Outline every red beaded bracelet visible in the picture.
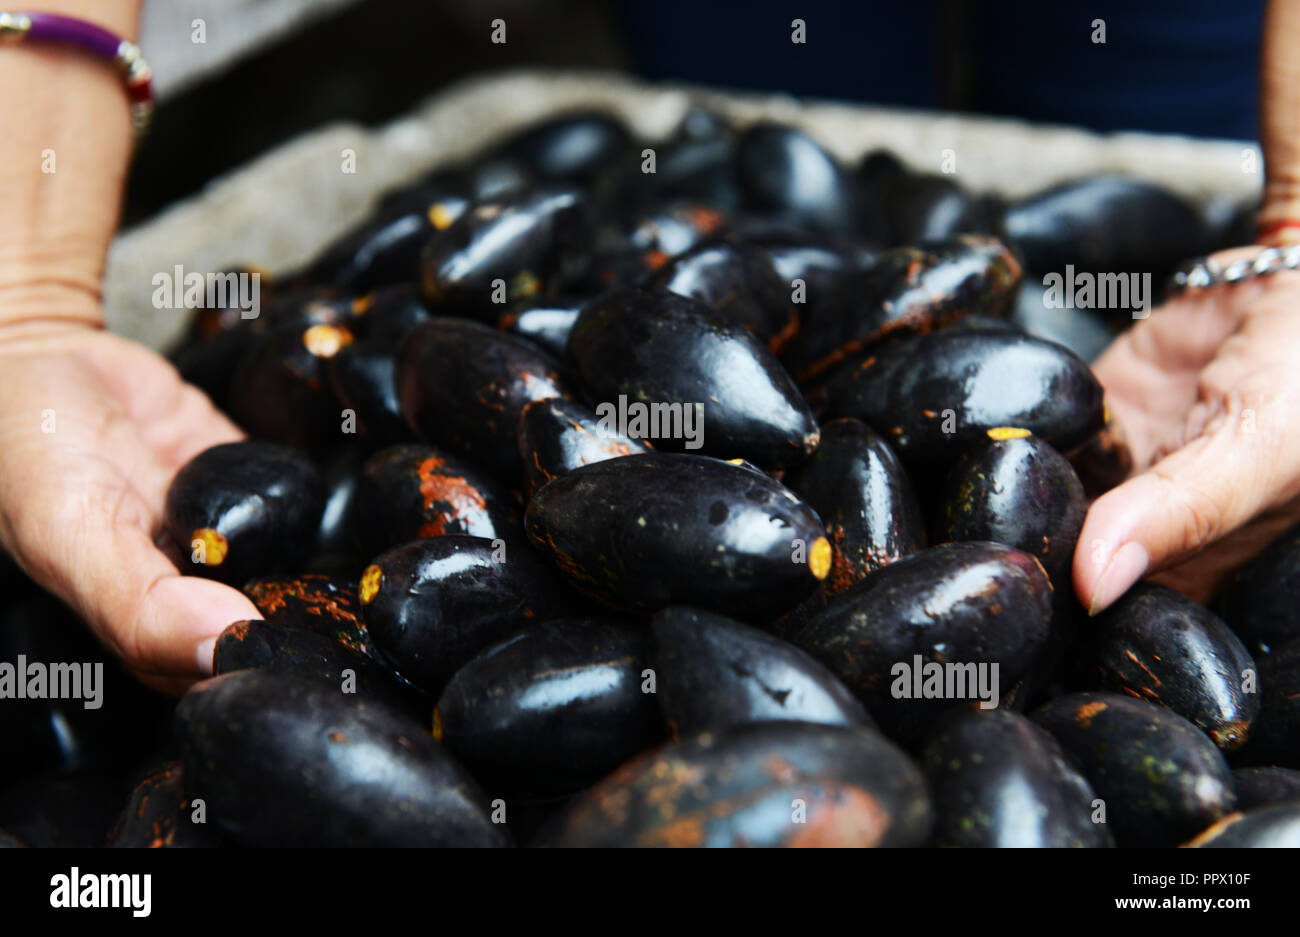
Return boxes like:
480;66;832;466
0;9;153;137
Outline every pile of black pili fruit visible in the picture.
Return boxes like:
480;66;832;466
4;110;1298;849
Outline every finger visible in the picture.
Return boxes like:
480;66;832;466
1073;407;1275;615
40;504;260;677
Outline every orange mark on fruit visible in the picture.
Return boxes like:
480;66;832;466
809;537;832;580
191;528;228;566
302;323;354;358
431;708;443;742
359;565;383;604
351;293;375;316
1076;700;1107;727
428;202;457;230
416;455;487;536
987;426;1031;441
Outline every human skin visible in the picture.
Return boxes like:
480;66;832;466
0;0;258;694
1;2;1298;690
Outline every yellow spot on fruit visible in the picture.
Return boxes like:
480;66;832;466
431;708;443;742
192;528;228;566
428;202;456;230
809;537;832;580
351;293;374;316
302;323;354;358
725;458;745;465
359;564;383;604
987;426;1031;441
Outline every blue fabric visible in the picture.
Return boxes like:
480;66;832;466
616;0;1263;140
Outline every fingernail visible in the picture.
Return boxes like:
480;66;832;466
1088;541;1150;616
195;636;217;675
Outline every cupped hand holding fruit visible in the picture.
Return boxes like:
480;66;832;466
0;297;260;693
1075;247;1300;613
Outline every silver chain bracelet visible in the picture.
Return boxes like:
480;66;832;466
1166;244;1300;295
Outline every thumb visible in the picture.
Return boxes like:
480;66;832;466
1073;411;1266;615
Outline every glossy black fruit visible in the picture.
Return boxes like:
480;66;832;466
243;574;370;656
567;289;818;468
999;175;1210;280
646;237;797;352
353;444;522;557
435;618;663;799
517;397;652;491
783;418;925;594
1215;521;1300;655
1091;584;1259;750
396;317;572;479
938;429;1085;586
1232;767;1300;810
735;123;859;235
784;235;1021;382
489;111;632;185
108;762;222;848
419;188;591;321
886;174;986;244
175;670;507;847
525;453;830;618
359;535;582;695
164;441;325;585
1185;804;1300;848
650;606;873;734
792;542;1054;744
824;328;1104;468
1031;692;1236;847
548;721;933;847
500;296;584;358
921;709;1112;847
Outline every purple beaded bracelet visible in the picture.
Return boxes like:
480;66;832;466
0;10;154;137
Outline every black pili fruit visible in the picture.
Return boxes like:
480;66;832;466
887;174;985;244
500;297;584;358
418;187;591;321
998;174;1210;280
108;762;222;848
1091;584;1259;750
164;441;325;586
396;317;572;479
645;237;797;352
1232;767;1300;810
648;123;743;213
824;328;1104;468
360;535;582;695
735;122;859;235
311;447;364;564
548;721;933;847
1011;276;1115;364
300;192;468;293
1065;420;1133;499
580;203;727;291
649;606;873;734
488;111;632;185
524;453;831;618
1185;804;1300;848
938;429;1085;587
517;397;652;491
326;340;413;447
243;574;370;656
212;619;422;714
353;444;522;557
784;234;1021;383
1238;639;1300;767
1215;521;1300;655
434;618;663;799
921;708;1112;847
566;288;818;468
791;542;1054;745
783;418;925;594
175;670;507;847
1031;692;1236;847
